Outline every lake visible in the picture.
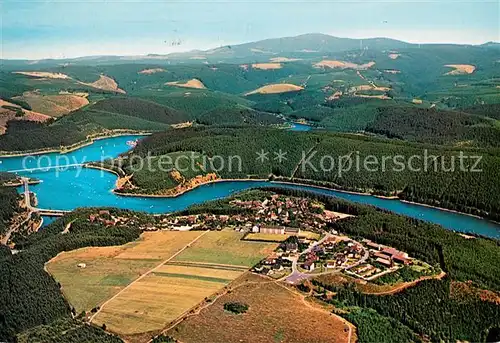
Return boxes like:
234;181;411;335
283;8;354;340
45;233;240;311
1;135;499;238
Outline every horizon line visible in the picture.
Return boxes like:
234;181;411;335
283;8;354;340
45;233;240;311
1;32;498;61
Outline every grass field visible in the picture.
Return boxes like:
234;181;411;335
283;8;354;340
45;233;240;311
167;273;353;343
46;231;202;313
172;231;278;266
245;230;321;242
51;231;277;336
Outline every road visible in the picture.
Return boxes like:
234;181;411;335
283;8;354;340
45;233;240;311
0;178;34;245
284;234;369;284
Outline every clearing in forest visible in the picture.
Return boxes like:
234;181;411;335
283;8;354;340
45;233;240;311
245;83;304;95
314;60;375;70
444;64;476;75
251;63;283;70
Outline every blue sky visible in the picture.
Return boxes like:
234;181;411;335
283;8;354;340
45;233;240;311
1;0;499;59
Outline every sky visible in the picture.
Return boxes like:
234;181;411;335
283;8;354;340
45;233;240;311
1;0;499;59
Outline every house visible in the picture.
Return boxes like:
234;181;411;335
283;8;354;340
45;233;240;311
285;242;298;252
284;227;301;235
326;261;337;269
252;225;260;233
392;254;412;265
303;260;315;271
375;257;392;267
77;263;86;268
366;241;381;250
260;226;285;235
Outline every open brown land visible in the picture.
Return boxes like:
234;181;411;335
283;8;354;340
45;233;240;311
444;64;476;75
80;74;126;93
14;91;89;117
245;83;304;95
0;99;52;134
138;68;167;75
85;231;276;336
269;57;302;62
165;78;206;89
13;71;71;79
251;63;283;70
314;60;375;70
45;231;202;313
166;273;353;343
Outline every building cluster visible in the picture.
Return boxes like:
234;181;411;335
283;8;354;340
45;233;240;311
88;210;135;227
230;195;339;232
363;239;412;266
301;236;364;272
253;252;293;276
347;239;414;281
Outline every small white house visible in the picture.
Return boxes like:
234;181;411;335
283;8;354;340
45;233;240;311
77;263;86;269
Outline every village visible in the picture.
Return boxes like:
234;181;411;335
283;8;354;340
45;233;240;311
83;194;426;284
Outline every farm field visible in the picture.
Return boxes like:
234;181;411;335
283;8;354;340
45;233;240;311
167;273;353;343
172;231;278;266
89;231;277;335
45;231;202;313
244;230;321;242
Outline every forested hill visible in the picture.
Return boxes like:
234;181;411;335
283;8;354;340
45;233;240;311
130;126;500;221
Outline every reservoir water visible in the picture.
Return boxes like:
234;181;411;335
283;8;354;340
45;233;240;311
1;135;499;238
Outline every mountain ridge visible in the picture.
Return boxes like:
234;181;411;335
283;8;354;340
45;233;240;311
2;33;498;63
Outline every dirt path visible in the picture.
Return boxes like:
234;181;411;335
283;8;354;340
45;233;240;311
364;271;447;296
274;281;355;343
291;143;320;179
89;230;209;322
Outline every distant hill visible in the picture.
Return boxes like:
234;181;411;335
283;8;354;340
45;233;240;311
220;33;410;55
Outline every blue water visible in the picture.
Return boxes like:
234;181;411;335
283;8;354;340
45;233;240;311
1;135;499;238
41;215;58;227
289;122;313;131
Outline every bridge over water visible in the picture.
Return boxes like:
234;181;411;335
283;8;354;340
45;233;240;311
7;163;85;174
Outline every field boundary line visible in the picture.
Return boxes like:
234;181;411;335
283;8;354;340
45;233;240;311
89;230;209;322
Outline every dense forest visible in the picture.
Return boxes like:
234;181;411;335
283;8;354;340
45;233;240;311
366;107;500;148
16;318;123;343
0;208;146;342
342;308;421;343
0;185;20;236
315;277;500;343
130;126;500;221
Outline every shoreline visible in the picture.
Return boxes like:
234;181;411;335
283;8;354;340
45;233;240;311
273;180;496;223
4;131;497;228
0;131;151;158
83;166;498;224
113;178;269;198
